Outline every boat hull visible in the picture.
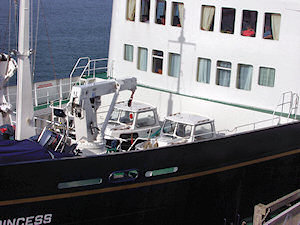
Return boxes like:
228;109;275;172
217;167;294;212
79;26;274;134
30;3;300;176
0;122;300;224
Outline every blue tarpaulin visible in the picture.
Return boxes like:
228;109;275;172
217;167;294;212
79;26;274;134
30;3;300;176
0;139;64;164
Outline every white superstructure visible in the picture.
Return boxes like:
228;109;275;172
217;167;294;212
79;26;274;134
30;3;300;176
108;0;300;130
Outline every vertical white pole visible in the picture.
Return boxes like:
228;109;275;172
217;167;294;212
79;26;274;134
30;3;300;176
15;0;36;140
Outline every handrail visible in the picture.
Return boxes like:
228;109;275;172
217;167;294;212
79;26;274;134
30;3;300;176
69;57;90;91
217;117;281;135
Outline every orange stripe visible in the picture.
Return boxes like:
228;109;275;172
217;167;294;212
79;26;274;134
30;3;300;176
0;148;299;207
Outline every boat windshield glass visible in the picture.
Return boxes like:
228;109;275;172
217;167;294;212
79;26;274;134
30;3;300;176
110;109;120;121
162;120;176;135
119;110;134;125
175;123;192;138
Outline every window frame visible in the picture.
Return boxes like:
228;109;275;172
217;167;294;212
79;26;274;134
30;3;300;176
200;5;215;31
168;53;181;77
241;10;258;37
196;57;211;84
236;64;253;91
152;50;164;74
155;0;166;25
126;0;136;21
220;7;236;34
171;2;184;27
140;0;150;23
216;60;232;87
124;44;134;62
258;66;276;87
137;47;148;71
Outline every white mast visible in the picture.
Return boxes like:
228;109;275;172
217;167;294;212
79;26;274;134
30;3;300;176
15;0;35;140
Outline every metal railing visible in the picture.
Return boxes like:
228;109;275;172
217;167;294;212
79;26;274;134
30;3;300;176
69;57;108;91
273;91;299;124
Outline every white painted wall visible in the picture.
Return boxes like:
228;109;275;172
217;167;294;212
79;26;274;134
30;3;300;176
107;0;300;129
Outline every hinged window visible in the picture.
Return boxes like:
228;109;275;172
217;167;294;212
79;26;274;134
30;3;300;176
216;61;231;87
152;50;163;74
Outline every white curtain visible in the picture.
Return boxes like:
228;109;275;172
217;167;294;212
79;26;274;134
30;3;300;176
169;54;181;77
217;70;230;86
138;48;148;71
271;14;281;40
201;6;215;31
197;58;211;83
127;0;136;21
124;45;133;61
238;65;253;90
259;67;275;87
178;3;184;27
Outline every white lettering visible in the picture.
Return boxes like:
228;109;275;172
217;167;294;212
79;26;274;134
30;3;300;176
33;215;43;225
43;215;52;224
1;214;52;225
7;219;16;225
25;216;34;225
16;218;25;225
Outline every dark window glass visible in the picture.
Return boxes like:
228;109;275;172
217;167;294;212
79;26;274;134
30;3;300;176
140;0;150;22
152;50;163;74
241;10;258;37
221;8;236;34
171;2;184;27
155;0;166;25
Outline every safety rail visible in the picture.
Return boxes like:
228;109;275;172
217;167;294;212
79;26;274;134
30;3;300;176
5;79;79;110
273;91;299;124
217;117;281;135
69;57;109;91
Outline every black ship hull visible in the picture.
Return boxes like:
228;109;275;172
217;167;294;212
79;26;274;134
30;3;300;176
0;122;300;224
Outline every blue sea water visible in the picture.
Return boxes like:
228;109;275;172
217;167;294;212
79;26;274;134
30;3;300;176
0;0;112;83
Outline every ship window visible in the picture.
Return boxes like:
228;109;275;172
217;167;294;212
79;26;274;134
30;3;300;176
124;44;134;62
221;8;235;34
110;109;120;121
263;13;281;40
176;123;192;138
58;178;102;189
126;0;136;21
258;67;275;87
168;53;181;77
197;58;211;84
237;64;253;90
140;0;150;23
155;0;166;25
145;167;178;177
241;10;258;37
109;169;139;183
152;50;163;74
171;2;184;27
216;61;231;87
136;111;156;128
162;119;176;135
201;5;215;31
194;123;213;140
120;110;134;125
137;47;148;71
